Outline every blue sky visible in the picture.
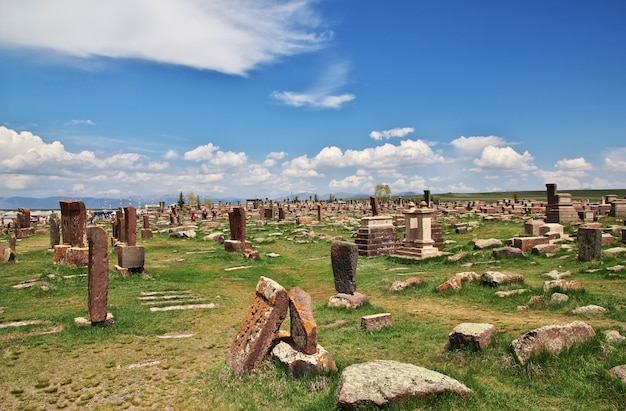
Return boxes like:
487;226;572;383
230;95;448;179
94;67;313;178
1;0;625;203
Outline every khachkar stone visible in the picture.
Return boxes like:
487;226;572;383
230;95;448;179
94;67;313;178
225;206;251;252
17;207;31;228
288;287;317;355
123;205;137;246
578;227;602;261
331;241;358;294
370;196;380;216
227;276;289;376
49;211;61;249
114;208;126;243
355;215;399;257
75;226;114;327
394;201;443;259
141;214;153;239
59;200;87;247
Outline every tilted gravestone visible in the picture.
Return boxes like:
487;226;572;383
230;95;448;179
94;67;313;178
331;241;358;294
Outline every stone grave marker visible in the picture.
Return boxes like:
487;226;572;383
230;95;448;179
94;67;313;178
578;227;602;261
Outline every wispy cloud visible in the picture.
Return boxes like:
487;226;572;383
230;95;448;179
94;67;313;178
65;119;95;126
370;127;414;140
0;0;330;75
271;60;355;109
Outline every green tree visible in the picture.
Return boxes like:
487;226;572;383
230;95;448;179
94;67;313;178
178;191;185;208
374;184;391;203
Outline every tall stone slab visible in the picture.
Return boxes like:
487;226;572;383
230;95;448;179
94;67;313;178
227;276;289;376
123;205;137;246
228;206;247;241
59;200;87;247
331;241;358;294
578;227;602;261
370;196;380;216
49;211;61;248
87;226;110;323
288;287;317;355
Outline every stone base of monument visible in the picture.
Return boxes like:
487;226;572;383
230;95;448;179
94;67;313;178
271;340;337;378
74;313;115;328
393;243;443;260
141;229;154;239
355;216;399;257
114;265;148;277
65;247;89;267
16;227;35;238
224;239;252;252
328;292;369;309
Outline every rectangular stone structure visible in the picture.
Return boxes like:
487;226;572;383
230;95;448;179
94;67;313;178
227;276;288;376
369;196;380;216
355;216;399;257
228;206;246;241
59;200;87;247
361;313;393;331
117;244;145;269
49;211;61;248
331;241;358;294
578;227;602;261
123;206;137;246
288;287;318;355
88;226;109;323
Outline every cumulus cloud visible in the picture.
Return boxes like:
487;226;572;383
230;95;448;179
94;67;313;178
554;157;592;170
263;151;287;167
450;135;507;155
271;60;354;109
329;170;374;191
605;148;626;171
474;146;536;170
370;127;414;140
183;143;247;167
163;150;179;160
0;0;330;75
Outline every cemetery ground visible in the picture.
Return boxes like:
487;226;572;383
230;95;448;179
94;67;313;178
2;213;626;410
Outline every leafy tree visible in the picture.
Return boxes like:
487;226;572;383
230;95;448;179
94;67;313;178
178;191;185;208
374;184;391;203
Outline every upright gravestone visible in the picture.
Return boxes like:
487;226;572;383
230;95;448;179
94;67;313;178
49;211;61;249
141;214;153;239
370;196;380;216
16;207;34;238
74;226;113;327
123;206;137;246
578;227;602;261
329;241;368;308
317;203;322;222
60;200;87;247
225;206;251;252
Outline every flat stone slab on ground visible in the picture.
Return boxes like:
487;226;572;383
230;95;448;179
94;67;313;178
495;289;529;298
480;271;524;286
328;292;369;309
271;340;336;378
572;305;606;315
449;323;496;351
510;321;596;365
335;360;471;409
360;313;392;331
149;303;218;312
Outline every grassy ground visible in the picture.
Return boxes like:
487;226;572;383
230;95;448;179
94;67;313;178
1;211;626;410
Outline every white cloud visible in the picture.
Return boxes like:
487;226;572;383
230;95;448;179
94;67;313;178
163;150;179;160
474;146;536;170
65;119;95;126
0;0;330;75
263;151;287;167
183;143;219;161
390;176;426;193
605;148;626;171
329;172;374;191
271;60;355;109
450;135;507;155
554;157;592;170
370;127;414;140
182;143;247;167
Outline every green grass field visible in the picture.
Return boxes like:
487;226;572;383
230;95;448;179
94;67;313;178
1;207;626;410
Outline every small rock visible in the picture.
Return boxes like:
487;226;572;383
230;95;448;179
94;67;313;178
543;279;581;292
550;293;569;304
607;265;625;272
492;246;523;258
572;305;606;315
604;330;626;344
609;365;626;384
389;277;423;292
543;270;571;280
474;238;503;249
528;295;544;305
480;271;524;286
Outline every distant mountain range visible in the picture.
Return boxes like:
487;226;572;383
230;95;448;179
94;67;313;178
0;191;388;210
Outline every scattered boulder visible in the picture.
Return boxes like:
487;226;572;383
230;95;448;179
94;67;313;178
543;279;581;292
572;305;606;315
448;323;496;351
328;292;369;309
335;360;471;409
550;293;569;304
609;365;626;384
474;238;502;249
436;276;462;292
604;330;626;344
271;341;336;378
493;246;523;258
389;277;423;292
202;232;224;243
480;271;524;286
604;247;626;258
527;295;544;306
170;227;197;238
510;321;596;365
448;251;470;262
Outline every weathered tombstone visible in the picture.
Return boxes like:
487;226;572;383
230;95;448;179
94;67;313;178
448;323;496;351
394;201;442;259
225;206;251;252
331;241;358;294
49;211;61;249
288;287;317;355
123;205;137;246
578;227;602;261
59;200;87;247
278;207;286;221
86;226;112;324
317;203;322;222
226;276;289;376
355;215;399;257
141;214;153;239
370;196;380;216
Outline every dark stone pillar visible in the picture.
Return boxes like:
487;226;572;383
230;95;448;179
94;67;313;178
87;226;109;323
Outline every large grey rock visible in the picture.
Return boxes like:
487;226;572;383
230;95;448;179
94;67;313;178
480;271;524;286
474;238;502;249
335;360;471;409
510;321;596;365
449;323;496;351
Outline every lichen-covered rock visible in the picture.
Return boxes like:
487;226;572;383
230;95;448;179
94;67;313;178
474;238;502;249
543;279;581;292
480;271;524;286
336;360;471;409
389;277;423;291
609;365;626;384
510;321;596;365
271;341;336;378
572;305;606;315
328;292;369;309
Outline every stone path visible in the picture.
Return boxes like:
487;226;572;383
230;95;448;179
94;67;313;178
137;290;218;312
